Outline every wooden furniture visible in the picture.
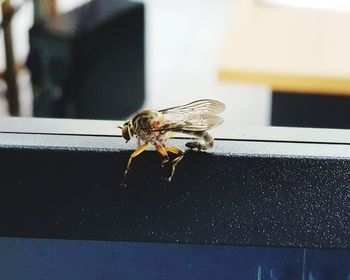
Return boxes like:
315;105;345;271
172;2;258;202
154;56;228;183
1;0;19;116
0;0;57;116
219;0;350;128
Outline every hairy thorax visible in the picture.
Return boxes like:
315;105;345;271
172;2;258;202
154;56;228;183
131;109;168;144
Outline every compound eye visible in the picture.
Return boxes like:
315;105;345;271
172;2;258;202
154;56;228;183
122;125;131;142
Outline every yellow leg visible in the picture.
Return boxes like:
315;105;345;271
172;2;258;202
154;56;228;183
122;143;148;186
156;143;169;166
164;146;184;181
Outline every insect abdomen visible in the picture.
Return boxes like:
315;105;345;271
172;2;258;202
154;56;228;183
185;131;214;150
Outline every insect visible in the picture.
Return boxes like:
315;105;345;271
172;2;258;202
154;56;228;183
119;99;225;186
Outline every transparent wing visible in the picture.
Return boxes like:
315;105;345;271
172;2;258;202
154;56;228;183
159;99;225;115
156;99;225;132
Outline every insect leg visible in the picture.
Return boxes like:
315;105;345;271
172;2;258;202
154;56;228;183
185;131;214;150
164;146;184;181
122;143;149;186
155;143;169;167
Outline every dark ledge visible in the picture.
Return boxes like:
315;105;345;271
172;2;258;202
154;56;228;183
1;117;350;249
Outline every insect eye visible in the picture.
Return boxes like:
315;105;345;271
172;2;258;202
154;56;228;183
122;125;131;142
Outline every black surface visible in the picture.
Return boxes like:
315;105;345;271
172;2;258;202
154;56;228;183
1;130;350;249
271;92;350;128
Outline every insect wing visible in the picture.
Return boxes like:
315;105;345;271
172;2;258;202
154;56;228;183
158;99;225;132
159;99;225;115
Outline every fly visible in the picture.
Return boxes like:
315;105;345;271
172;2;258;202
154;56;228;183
119;99;225;186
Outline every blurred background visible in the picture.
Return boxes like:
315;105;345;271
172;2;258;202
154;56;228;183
0;0;270;126
1;0;350;128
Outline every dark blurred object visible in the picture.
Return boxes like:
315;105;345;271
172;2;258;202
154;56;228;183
272;93;350;129
1;0;19;116
27;0;145;119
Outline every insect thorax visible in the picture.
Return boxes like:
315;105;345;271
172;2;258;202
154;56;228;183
131;109;166;143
